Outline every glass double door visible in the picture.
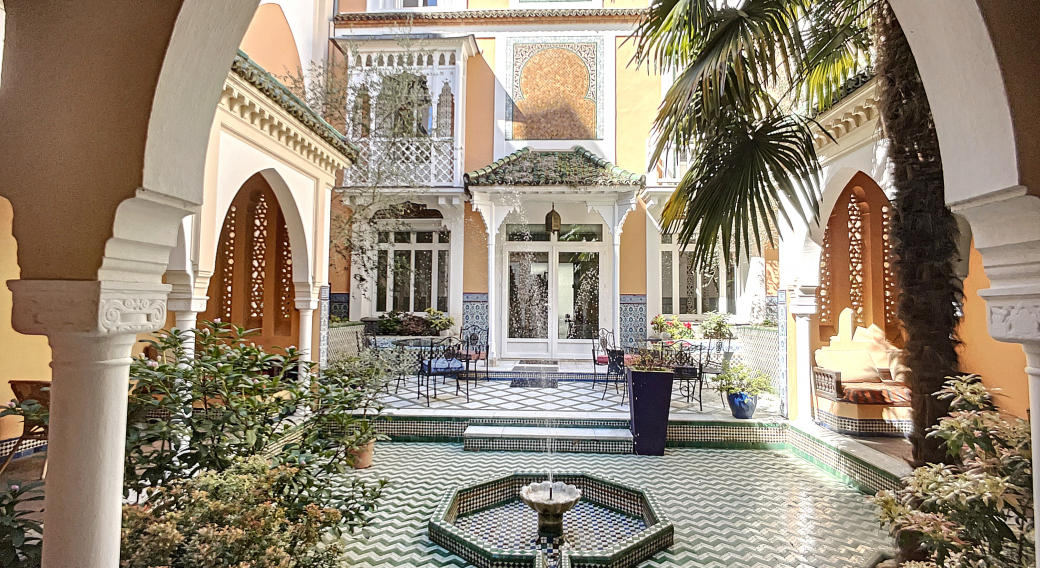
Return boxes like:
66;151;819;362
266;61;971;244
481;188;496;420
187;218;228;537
504;246;601;359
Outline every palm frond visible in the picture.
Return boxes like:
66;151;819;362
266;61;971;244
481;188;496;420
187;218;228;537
660;114;821;266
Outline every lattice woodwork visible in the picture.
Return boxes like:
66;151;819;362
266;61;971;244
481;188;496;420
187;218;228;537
276;219;294;336
847;199;865;326
682;252;696;314
437;82;454;137
218;205;238;321
818;229;833;326
881;204;898;328
247;193;270;328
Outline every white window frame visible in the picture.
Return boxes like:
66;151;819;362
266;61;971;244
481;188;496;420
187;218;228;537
659;237;732;317
374;220;451;314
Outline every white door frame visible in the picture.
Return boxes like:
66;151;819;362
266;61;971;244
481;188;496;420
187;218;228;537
501;237;608;360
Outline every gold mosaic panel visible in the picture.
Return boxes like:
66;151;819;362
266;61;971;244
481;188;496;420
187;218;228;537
508;41;599;140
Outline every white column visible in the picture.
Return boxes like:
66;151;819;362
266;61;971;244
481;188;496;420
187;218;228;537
613;235;622;340
719;260;728;314
167;293;208;357
296;293;320;363
486;226;497;364
9;280;169;568
789;285;818;422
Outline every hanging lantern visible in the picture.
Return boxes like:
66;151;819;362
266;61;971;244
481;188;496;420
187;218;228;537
545;203;561;235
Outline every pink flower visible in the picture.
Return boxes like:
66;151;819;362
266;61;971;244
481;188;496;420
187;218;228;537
10;485;18;491
6;401;14;408
147;360;159;369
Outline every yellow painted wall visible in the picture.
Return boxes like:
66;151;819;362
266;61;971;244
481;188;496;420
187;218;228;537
958;240;1030;418
465;39;496;173
464;204;489;293
614;37;656;296
467;0;510;10
329;201;352;294
338;0;367;12
239;3;303;78
764;247;780;296
614;37;658;176
619;201;647;295
0;198;52;441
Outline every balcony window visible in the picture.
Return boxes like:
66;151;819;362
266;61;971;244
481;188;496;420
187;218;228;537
375;229;451;314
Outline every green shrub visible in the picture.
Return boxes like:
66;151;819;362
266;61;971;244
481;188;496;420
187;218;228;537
698;312;733;339
0;481;43;568
125;321;385;527
712;363;775;397
121;458;344;568
423;308;455;332
873;375;1034;567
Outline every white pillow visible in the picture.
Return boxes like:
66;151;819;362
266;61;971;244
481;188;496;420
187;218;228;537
814;349;883;383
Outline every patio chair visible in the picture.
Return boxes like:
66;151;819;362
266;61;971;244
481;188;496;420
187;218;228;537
671;342;704;410
418;338;467;405
591;328;612;387
0;380;50;479
700;337;734;403
458;328;489;382
597;329;628;404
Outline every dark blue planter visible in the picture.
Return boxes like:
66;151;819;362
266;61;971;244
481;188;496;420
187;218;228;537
627;369;674;455
727;393;758;419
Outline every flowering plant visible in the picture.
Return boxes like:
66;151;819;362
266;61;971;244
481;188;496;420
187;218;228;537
650;315;696;339
873;375;1033;567
0;480;43;568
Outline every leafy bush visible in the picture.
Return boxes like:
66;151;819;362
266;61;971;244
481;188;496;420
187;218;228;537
712;363;775;396
125;321;385;526
121;458;344;568
376;311;403;335
698;312;733;339
0;481;43;568
873;375;1034;567
423;308;455;333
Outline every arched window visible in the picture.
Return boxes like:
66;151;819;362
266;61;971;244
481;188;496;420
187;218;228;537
379;73;432;137
436;81;454;138
353;84;371;138
818;172;899;341
204;174;296;347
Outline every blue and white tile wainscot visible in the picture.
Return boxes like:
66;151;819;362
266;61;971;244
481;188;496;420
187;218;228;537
463;293;489;338
619;294;647;348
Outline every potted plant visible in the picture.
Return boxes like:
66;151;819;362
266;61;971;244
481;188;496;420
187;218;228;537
626;348;674;455
699;311;733;340
424;308;456;337
712;363;776;419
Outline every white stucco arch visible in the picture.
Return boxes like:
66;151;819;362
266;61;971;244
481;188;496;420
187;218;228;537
889;0;1020;203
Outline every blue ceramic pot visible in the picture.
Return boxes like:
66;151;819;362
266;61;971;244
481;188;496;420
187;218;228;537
726;392;758;419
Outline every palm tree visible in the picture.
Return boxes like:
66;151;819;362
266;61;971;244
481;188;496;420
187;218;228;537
635;0;961;466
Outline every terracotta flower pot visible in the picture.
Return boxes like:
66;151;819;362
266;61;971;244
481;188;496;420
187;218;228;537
350;439;376;469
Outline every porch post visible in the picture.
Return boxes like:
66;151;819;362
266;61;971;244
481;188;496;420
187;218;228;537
789;285;817;421
166;272;207;357
487;222;497;364
9;280;169;568
613;231;622;342
296;289;320;363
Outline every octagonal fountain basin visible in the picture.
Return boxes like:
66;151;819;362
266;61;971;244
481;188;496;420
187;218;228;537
428;472;673;568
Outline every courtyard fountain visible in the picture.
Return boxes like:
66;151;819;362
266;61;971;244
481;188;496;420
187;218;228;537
519;479;582;537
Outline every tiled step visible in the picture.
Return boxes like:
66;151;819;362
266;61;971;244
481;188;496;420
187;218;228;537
463;425;633;454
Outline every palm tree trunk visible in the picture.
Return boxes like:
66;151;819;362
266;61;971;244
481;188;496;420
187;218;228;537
874;1;962;468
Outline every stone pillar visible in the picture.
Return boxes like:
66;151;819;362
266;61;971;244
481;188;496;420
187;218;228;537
296;292;320;363
613;235;622;341
167;293;207;356
486;228;497;364
8;280;168;568
951;186;1040;568
789;285;818;422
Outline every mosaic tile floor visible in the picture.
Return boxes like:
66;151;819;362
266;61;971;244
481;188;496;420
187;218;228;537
380;378;784;419
335;443;890;568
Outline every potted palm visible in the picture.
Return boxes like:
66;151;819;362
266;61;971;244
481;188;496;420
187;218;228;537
425;308;456;337
626;347;674;455
712;363;775;419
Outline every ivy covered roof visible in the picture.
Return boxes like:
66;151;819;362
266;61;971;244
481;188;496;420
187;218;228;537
464;147;646;188
231;50;359;162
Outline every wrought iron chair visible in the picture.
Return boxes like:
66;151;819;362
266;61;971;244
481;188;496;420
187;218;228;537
598;329;627;403
418;337;467;405
700;337;734;403
671;342;705;410
0;380;50;478
458;328;489;382
591;327;612;388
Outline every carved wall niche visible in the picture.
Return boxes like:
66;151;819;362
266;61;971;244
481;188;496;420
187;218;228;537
202;173;298;350
818;172;900;343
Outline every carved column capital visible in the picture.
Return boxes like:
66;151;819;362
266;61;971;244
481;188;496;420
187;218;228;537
8;280;170;337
